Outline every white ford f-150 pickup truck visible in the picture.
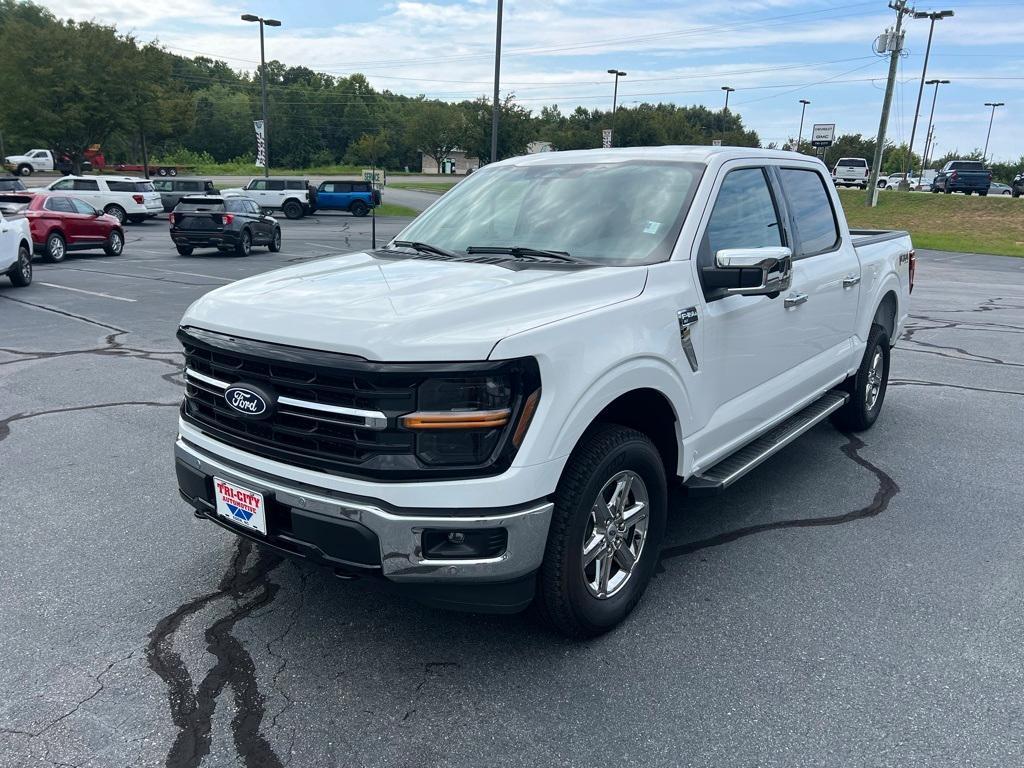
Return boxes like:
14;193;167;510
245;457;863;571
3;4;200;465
174;147;914;637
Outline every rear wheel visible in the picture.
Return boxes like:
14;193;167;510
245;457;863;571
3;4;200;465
832;324;890;432
350;200;369;217
43;231;66;263
103;229;124;256
268;227;282;252
175;245;194;256
104;205;127;225
282;200;303;219
9;243;32;286
534;424;667;638
978;191;988;197
235;229;252;257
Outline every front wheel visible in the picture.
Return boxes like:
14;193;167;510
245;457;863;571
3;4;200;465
103;229;124;256
17;164;32;177
832;324;890;432
268;227;282;252
534;424;667;638
9;243;32;286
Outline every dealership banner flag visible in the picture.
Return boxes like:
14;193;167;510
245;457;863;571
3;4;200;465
254;120;266;167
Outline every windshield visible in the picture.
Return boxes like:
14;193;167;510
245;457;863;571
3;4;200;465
393;160;704;266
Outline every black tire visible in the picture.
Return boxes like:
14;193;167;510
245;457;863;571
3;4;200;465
9;243;32;286
1012;188;1021;198
17;164;32;177
534;424;668;639
282;200;303;219
128;215;147;224
104;205;127;225
235;229;252;256
157;168;168;177
350;200;369;217
832;324;890;432
1001;191;1011;196
169;168;177;177
176;245;194;256
103;229;124;256
268;227;282;252
43;231;66;263
978;191;988;197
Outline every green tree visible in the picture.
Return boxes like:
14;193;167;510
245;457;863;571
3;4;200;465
345;131;390;166
404;101;466;172
0;9;140;171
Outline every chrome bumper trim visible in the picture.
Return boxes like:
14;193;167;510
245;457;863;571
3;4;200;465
175;438;553;582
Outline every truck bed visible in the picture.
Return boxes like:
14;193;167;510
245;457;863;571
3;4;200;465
849;229;910;247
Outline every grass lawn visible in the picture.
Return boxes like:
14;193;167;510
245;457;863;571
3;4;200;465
837;189;1024;257
375;202;419;217
389;181;459;194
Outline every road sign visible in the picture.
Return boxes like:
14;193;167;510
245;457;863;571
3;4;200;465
811;123;835;148
362;168;386;189
602;129;612;149
711;139;723;147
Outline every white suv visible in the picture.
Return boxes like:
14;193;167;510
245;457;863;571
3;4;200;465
41;175;163;225
219;178;313;219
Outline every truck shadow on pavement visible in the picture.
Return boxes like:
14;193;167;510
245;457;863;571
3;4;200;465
144;429;899;768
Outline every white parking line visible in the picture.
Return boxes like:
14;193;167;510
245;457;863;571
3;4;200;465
37;283;137;302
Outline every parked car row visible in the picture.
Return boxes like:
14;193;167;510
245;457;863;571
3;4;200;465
218;177;380;218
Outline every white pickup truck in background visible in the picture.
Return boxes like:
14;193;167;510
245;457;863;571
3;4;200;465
0;205;33;287
174;147;913;638
831;157;870;188
3;149;56;176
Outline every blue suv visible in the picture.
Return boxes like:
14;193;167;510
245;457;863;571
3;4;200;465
315;180;381;217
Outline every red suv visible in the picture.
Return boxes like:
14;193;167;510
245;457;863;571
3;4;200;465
0;192;124;262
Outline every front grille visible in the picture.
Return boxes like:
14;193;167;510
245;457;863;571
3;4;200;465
180;327;421;477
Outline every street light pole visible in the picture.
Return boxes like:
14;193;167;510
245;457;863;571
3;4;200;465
796;99;810;153
918;79;949;178
721;86;735;112
490;0;503;165
242;13;282;178
608;69;627;114
982;101;1004;162
902;9;953;190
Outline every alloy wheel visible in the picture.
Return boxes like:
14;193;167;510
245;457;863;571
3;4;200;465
581;470;650;599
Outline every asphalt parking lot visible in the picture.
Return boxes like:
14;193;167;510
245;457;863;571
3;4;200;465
1;215;1022;768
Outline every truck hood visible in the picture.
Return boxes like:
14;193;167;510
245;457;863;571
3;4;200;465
181;252;647;361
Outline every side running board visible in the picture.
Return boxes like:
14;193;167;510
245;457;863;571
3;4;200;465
684;390;849;496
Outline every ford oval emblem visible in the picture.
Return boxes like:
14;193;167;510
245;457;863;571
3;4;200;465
224;385;273;419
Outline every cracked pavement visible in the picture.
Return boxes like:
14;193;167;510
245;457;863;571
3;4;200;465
1;218;1022;768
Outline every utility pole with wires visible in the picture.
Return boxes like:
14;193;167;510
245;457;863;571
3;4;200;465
867;0;912;207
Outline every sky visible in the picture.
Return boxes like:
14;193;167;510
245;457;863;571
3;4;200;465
37;0;1024;162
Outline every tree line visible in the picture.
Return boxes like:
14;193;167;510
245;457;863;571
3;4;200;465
1;1;1019;179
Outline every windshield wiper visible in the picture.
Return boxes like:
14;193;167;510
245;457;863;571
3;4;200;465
390;240;463;259
465;245;582;263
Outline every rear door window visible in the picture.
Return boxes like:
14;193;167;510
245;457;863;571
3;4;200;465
267;180;286;191
45;197;76;213
779;168;840;257
285;180;305;190
73;179;100;191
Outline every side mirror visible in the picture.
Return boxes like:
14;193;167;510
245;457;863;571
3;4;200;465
92;209;103;217
714;246;793;297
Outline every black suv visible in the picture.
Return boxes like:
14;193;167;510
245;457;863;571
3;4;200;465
152;177;219;212
1012;171;1024;198
170;195;281;256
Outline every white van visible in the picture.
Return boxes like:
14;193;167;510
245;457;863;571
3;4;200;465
832;157;869;188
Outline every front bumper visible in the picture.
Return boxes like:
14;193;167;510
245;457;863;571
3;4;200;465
175;437;553;588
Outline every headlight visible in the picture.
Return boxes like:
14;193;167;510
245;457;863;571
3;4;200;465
400;361;540;467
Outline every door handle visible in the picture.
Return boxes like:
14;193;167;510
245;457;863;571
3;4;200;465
784;292;808;308
842;274;861;288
